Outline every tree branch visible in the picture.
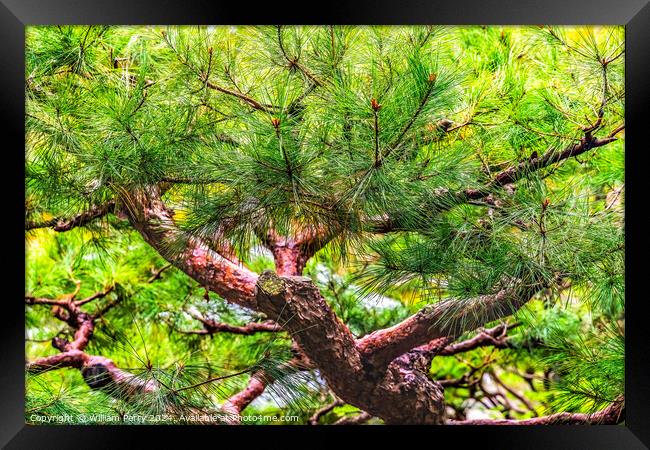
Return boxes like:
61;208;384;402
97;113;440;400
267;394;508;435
309;397;344;425
26;283;157;397
28;350;158;398
75;285;115;306
382;74;437;161
276;26;324;88
489;368;538;416
356;278;547;370
333;411;373;425
438;323;515;356
183;308;281;335
254;271;365;400
446;397;624;425
370;133;620;233
484;135;618;189
203;78;278;113
147;263;172;283
26;201;115;232
259;226;333;276
221;356;312;422
119;185;259;310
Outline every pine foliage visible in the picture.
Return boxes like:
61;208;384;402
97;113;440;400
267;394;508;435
26;25;624;424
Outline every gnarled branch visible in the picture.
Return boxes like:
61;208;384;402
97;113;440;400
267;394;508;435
119;185;259;310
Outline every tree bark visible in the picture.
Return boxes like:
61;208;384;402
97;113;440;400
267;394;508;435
254;271;446;424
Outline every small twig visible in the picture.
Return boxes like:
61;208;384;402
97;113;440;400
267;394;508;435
147;264;172;283
75;285;115;306
309;397;344;425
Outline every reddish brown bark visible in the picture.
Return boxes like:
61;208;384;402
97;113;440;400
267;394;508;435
26;288;158;397
120;186;259;309
111;165;611;424
446;397;624;425
180;319;281;335
221;375;267;418
27;350;88;373
119;188;543;424
255;271;365;398
261;226;331;276
28;349;158;398
356;282;543;371
438;323;513;355
26;294;100;353
221;355;312;423
254;271;446;424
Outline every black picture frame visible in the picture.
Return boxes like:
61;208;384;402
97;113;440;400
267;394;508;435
3;1;649;448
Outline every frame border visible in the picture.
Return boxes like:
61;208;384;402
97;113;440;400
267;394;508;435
3;1;649;448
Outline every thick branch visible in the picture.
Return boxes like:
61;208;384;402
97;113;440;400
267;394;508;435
356;279;545;370
120;185;259;309
255;271;365;400
27;350;87;374
261;226;332;276
27;350;157;398
26;285;157;397
254;271;447;424
220;374;268;421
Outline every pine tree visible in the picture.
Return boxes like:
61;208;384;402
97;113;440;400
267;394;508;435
25;25;624;425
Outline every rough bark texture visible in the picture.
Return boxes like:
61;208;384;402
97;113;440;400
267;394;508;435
120;186;259;309
261;227;331;276
106;167;611;424
255;271;365;400
254;271;446;424
26;120;624;424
